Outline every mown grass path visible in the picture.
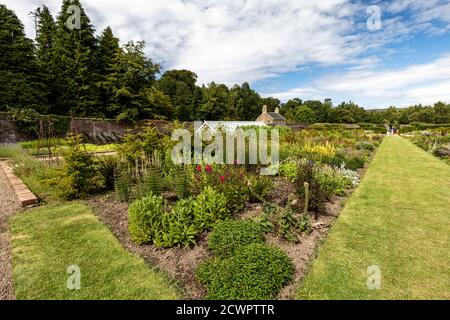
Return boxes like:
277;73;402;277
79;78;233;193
298;136;450;299
10;203;179;300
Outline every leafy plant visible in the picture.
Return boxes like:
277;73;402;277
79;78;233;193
61;135;101;199
297;214;312;235
173;165;192;199
128;192;165;245
197;243;294;300
279;161;298;182
279;207;299;243
114;168;132;202
208;220;264;257
193;187;230;231
315;165;352;199
248;175;273;202
295;160;326;213
97;155;118;190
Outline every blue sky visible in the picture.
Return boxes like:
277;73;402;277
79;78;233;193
4;0;450;108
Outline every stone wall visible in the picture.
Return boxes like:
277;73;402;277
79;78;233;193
0;113;181;144
0;113;18;144
69;118;133;144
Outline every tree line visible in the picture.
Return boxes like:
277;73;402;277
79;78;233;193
1;1;449;125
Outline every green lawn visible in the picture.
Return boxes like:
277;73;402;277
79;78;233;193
297;136;450;300
10;203;179;300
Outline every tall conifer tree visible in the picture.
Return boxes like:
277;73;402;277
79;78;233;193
0;4;43;112
52;0;98;116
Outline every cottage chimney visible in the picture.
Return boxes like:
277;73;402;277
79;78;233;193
275;107;280;114
262;105;268;114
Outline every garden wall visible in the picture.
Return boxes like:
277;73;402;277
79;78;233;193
0;113;181;144
69;118;134;144
0;112;19;144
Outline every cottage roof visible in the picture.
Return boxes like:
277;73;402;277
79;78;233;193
267;112;286;121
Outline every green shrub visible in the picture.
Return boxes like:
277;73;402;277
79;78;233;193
197;243;294;300
279;162;298;182
193;187;230;230
295;160;326;213
97;155;118;190
128;188;232;248
162;198;198;247
345;156;366;171
208;220;264;257
128;193;165;245
356;141;375;151
315;166;352;199
248;175;273;202
115;168;132;202
62;135;101;199
172;165;192;199
143;167;164;196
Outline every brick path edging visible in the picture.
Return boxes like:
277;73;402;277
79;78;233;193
0;161;38;207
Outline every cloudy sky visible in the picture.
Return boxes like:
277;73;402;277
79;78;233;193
3;0;450;108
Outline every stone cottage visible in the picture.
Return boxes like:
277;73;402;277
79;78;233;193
256;105;286;126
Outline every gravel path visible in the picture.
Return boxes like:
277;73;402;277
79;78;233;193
0;163;19;300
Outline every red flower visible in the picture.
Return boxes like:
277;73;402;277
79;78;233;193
205;165;213;173
195;165;202;172
219;175;226;183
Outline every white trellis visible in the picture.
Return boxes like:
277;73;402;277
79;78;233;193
195;121;267;134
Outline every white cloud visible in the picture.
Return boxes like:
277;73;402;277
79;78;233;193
266;54;450;108
1;0;399;85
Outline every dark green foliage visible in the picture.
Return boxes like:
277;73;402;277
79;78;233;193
345;156;366;171
208;220;264;257
144;167;164;196
158;70;197;120
297;214;312;235
96;27;120;118
51;0;99;116
295;161;326;213
0;5;43;112
279;207;298;243
173;165;192;199
97;155;118;190
8;107;40;136
114;168;132;203
34;6;56;114
197;243;294;300
356;141;375;151
61;135;101;199
248;175;273;202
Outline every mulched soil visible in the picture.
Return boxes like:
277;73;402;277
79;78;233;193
0;163;20;300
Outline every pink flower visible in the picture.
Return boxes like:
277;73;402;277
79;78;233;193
220;175;226;183
205;165;213;173
195;165;202;172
